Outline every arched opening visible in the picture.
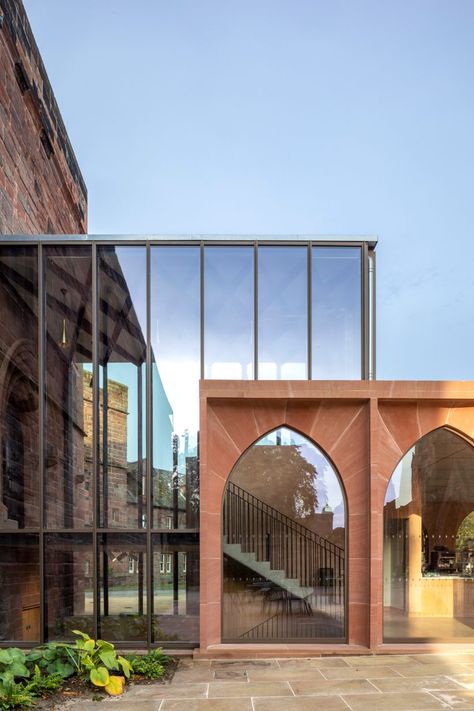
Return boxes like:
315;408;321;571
383;427;474;641
222;426;346;642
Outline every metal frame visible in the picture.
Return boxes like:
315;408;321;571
0;235;376;649
221;426;350;645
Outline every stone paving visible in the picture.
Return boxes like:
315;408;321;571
67;652;474;710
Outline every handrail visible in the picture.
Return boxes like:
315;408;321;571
226;482;343;554
223;481;344;597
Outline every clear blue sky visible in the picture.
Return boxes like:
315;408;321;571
24;0;474;380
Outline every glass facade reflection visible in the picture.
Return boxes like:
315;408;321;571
204;246;254;379
150;247;200;530
99;533;147;642
0;534;39;642
98;247;147;529
0;237;373;646
0;247;39;529
152;532;199;644
312;247;361;379
223;427;345;641
258;246;308;379
44;247;93;528
44;532;94;640
384;428;474;642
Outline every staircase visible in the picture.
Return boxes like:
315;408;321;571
223;536;314;600
223;482;344;605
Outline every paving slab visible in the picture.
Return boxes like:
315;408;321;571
430;689;474;708
372;675;466;692
208;681;292;697
210;659;277;669
342;691;448;710
72;703;160;711
247;668;325;681
344;654;416;666
411;654;474;665
253;696;350;710
213;670;248;680
161;701;253;711
451;674;474;688
277;657;350;669
289;678;379;696
320;665;402;679
172;668;215;683
126;682;208;699
396;663;474;677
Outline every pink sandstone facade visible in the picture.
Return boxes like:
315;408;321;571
199;379;474;657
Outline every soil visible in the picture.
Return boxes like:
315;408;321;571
31;658;179;710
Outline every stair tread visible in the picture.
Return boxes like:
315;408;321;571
223;541;314;599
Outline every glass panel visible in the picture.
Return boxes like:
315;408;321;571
0;246;39;528
258;246;307;379
0;534;39;641
152;532;199;644
312;247;362;379
204;246;254;379
223;427;345;641
44;246;93;528
98;247;147;529
44;532;94;640
99;533;147;641
384;428;474;641
150;247;200;530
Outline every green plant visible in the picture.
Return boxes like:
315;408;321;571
125;648;170;680
66;630;132;696
26;643;75;679
0;677;34;710
0;649;29;684
25;665;63;697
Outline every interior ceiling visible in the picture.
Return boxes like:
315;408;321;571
415;428;474;503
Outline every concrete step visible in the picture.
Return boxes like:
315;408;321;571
223;539;313;600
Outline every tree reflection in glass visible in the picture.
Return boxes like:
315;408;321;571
223;427;345;641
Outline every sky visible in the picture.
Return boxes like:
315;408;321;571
23;0;474;380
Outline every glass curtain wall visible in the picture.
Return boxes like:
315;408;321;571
312;247;362;379
44;246;93;528
0;246;39;642
258;246;308;379
204;246;254;379
0;238;369;646
150;246;200;643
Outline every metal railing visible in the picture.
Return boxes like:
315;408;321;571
223;482;344;602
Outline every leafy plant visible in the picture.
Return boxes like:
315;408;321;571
25;665;63;697
66;630;132;696
0;677;33;710
0;649;30;684
125;648;170;680
26;643;75;679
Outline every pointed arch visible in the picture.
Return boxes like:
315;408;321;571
383;425;474;642
222;425;346;642
221;424;348;515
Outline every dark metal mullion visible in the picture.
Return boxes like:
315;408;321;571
38;243;45;644
307;242;312;380
91;243;99;639
370;249;376;380
362;243;369;379
146;242;153;648
254;242;258;380
200;243;204;379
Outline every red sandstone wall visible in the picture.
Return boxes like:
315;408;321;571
0;0;87;234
